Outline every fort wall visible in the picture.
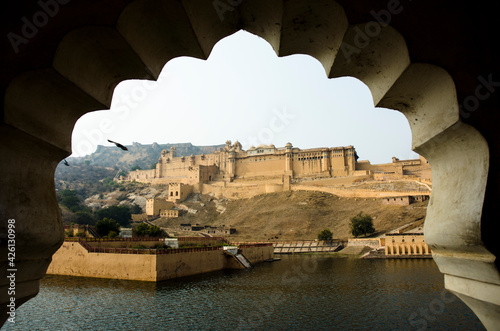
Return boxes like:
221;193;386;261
238;244;274;261
155;250;228;280
121;141;431;201
235;156;286;178
290;185;430;198
46;242;157;281
86;239;163;249
347;238;381;249
47;240;274;281
382;196;411;205
123;142;359;184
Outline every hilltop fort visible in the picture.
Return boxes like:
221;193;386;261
120;140;431;202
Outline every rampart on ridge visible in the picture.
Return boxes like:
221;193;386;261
120;141;431;200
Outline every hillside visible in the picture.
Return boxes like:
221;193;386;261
152;191;428;241
56;140;428;241
55;142;224;198
70;142;225;169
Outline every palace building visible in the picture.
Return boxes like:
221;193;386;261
125;140;358;184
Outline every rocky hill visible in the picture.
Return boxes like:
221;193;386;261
56;141;428;241
68;180;427;241
55;142;224;197
150;191;428;241
69;142;225;169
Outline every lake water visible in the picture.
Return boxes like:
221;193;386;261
2;256;485;330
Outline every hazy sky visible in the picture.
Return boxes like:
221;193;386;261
71;30;417;164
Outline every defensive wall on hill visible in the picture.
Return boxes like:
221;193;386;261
290;185;430;199
195;181;430;200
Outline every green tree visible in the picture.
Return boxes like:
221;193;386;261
116;194;128;201
58;189;81;211
96;205;131;227
134;223;150;237
117;170;128;178
317;228;333;241
75;211;95;225
150;163;157;170
130;204;143;214
95;218;120;237
130;165;142;171
134;223;165;238
350;212;375;238
108;231;119;238
147;225;165;237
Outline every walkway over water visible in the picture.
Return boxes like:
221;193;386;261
273;240;345;254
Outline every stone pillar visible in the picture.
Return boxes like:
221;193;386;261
285;142;293;176
0;126;66;324
322;151;329;175
156;159;162;178
227;151;235;179
170;146;177;158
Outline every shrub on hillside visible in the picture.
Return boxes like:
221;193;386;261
317;228;333;241
133;223;166;238
96;205;131;227
95;218;120;237
75;211;95;225
350;212;375;238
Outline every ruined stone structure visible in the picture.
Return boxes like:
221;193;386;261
145;198;174;217
382;195;429;206
2;1;499;329
358;155;432;182
126;141;357;184
160;209;179;218
144;183;193;217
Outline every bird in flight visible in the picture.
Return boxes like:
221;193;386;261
107;139;128;151
63;159;70;166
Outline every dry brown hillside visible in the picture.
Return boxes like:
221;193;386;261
153;191;427;242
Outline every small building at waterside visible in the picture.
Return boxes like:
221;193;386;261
385;233;431;257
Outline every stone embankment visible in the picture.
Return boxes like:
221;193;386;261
47;237;274;281
291;184;430;198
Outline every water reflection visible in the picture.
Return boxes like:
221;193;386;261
2;256;484;330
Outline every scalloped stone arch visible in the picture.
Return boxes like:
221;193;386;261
1;0;497;329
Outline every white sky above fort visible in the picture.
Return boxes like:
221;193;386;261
71;30;418;164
